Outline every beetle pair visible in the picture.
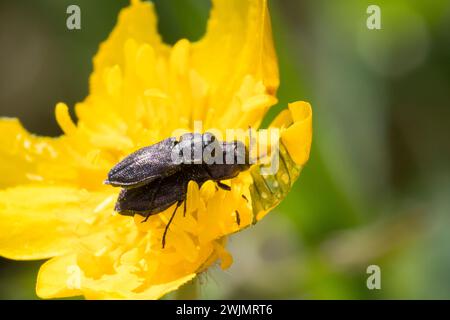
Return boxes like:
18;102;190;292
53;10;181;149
105;132;252;248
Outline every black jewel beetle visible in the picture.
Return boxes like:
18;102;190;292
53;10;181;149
105;132;251;248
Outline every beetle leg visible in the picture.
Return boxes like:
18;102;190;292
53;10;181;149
142;212;151;223
162;200;182;248
141;178;162;223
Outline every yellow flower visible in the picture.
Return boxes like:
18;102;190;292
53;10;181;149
0;0;312;299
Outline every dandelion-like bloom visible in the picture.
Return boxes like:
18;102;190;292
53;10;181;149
0;0;312;299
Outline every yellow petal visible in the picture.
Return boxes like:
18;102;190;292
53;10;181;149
193;0;278;89
37;249;197;300
0;118;109;189
0;185;114;260
36;254;82;299
129;274;196;300
90;0;169;93
248;102;312;221
0;118;58;187
214;241;233;270
269;109;292;130
113;273;196;300
192;0;279;117
281;101;313;166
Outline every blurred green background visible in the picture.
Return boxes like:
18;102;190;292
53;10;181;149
1;0;450;299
